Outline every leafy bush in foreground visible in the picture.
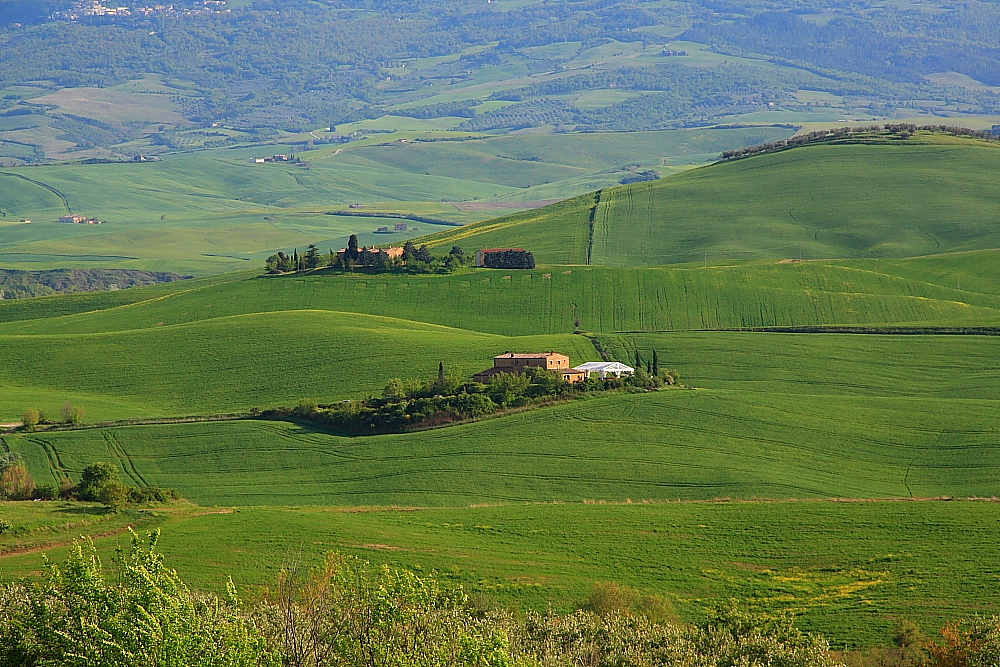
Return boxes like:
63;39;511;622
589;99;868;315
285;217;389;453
0;530;275;667
3;533;996;666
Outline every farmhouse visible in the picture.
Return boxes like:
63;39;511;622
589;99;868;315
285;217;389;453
473;352;587;384
573;361;635;379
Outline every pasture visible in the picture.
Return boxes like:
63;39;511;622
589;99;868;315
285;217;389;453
422;136;1000;265
3;500;1000;648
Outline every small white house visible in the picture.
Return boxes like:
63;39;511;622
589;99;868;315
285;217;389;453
573;361;635;379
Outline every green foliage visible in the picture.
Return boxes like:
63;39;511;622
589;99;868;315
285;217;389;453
20;408;40;431
0;269;189;301
66;461;177;508
0;531;852;667
261;553;516;667
581;581;678;624
0;530;277;667
79;461;120;499
0;453;35;501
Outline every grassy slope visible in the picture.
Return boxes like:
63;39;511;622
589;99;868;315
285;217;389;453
3;259;998;338
2;500;998;648
0;311;597;420
421;136;1000;265
0;127;789;273
7;383;999;504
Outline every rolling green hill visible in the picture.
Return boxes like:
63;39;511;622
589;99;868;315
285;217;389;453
6;384;1000;505
0;310;597;420
422;135;1000;266
0;126;788;274
3;257;999;338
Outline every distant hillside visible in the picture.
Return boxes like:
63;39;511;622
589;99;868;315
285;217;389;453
421;132;1000;265
0;268;190;300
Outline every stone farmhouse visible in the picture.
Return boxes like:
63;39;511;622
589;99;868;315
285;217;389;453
473;352;587;384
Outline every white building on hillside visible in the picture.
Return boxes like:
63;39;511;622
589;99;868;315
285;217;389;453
573;361;635;379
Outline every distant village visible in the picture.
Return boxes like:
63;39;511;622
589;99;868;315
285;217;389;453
53;0;229;21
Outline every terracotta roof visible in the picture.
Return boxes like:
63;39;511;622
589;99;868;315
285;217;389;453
495;352;566;359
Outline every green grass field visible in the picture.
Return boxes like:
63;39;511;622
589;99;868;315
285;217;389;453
422;135;1000;265
4;256;998;338
3;500;999;648
0;126;788;274
3;136;1000;650
6;380;1000;504
0;310;597;420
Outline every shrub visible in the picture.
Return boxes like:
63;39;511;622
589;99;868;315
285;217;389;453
0;463;35;501
95;481;130;510
128;485;179;504
0;531;277;667
78;461;121;501
32;484;55;500
295;397;318;415
581;581;678;624
21;408;40;431
927;616;1000;667
480;249;535;270
258;553;517;667
70;405;85;425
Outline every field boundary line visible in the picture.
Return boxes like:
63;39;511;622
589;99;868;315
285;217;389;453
0;171;72;213
586;190;601;266
610;326;1000;336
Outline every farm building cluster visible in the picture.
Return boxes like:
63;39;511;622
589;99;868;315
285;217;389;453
251;154;291;164
375;223;409;233
59;214;102;225
473;352;634;384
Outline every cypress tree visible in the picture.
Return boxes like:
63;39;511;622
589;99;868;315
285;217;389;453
652;350;659;377
634;350;642;370
437;362;446;386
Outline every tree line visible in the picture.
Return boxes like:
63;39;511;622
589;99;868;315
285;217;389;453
264;361;679;436
719;125;1000;162
0;453;176;508
265;238;468;275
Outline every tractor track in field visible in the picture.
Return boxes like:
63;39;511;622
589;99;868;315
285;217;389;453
30;437;70;480
104;431;149;487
